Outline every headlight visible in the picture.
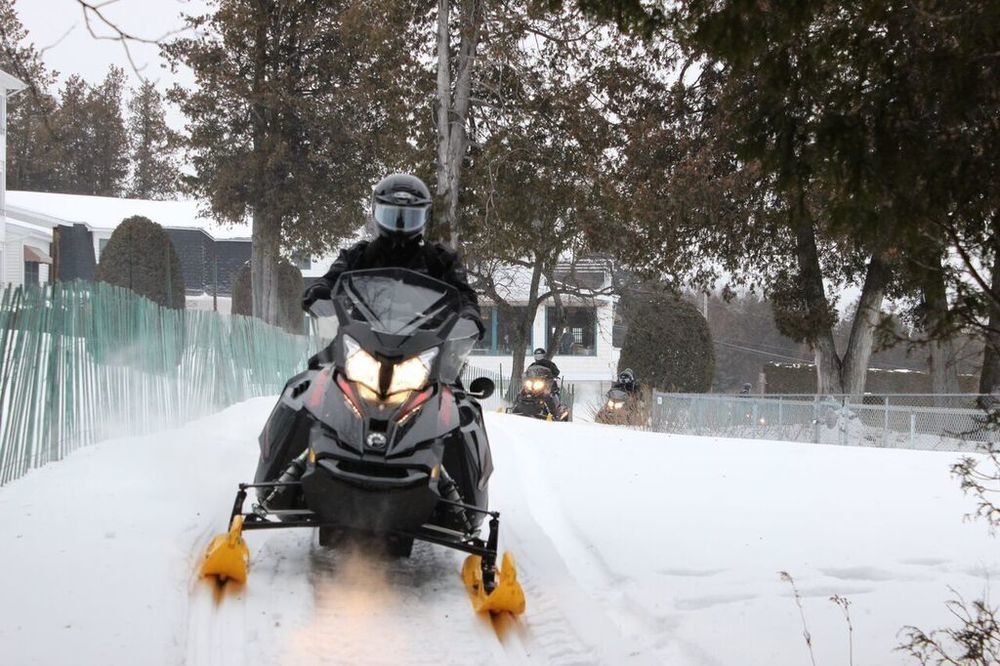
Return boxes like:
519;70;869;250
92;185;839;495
530;379;546;392
343;336;380;392
388;347;438;395
607;400;624;410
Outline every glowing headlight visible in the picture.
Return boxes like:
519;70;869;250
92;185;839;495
388;347;438;395
524;379;547;393
607;399;625;410
343;336;380;392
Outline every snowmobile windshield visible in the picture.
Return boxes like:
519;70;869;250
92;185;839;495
607;389;628;401
332;268;460;336
524;365;553;380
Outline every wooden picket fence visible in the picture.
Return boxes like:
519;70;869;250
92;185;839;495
0;280;319;487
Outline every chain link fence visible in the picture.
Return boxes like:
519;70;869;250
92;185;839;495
650;392;999;452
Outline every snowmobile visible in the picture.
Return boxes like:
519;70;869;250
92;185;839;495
199;268;525;616
594;387;646;426
509;365;570;421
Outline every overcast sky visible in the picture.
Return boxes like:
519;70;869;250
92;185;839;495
15;0;211;129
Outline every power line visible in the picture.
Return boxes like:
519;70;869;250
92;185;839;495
713;338;926;372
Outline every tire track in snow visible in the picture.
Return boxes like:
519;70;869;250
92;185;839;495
487;414;666;665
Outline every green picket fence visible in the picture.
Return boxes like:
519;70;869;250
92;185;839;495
0;280;320;487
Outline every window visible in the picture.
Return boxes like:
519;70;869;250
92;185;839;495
98;238;110;262
546;306;598;356
472;306;534;355
24;261;39;285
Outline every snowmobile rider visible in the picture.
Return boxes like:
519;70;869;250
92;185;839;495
528;347;560;380
612;368;638;395
302;172;485;342
527;348;566;417
265;174;484;509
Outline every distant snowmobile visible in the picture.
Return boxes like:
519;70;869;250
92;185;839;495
595;387;646;426
509;365;571;421
199;268;525;616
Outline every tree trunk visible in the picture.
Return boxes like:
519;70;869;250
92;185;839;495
434;0;451;240
506;260;544;400
792;202;844;394
546;276;568;358
980;234;1000;395
840;255;888;397
919;257;960;400
251;208;282;326
248;5;280;326
434;0;482;248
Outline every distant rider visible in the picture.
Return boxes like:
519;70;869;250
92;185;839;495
612;368;638;396
528;347;560;380
527;348;565;418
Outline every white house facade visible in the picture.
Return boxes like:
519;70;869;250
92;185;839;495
0;69;33;288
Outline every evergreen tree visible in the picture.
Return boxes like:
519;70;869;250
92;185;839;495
165;0;417;327
50;67;130;196
618;287;714;393
127;81;178;199
95;216;185;309
86;66;129;196
52;76;93;194
0;0;61;192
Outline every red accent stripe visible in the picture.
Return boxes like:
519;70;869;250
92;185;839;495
398;386;434;421
439;386;453;428
308;369;332;410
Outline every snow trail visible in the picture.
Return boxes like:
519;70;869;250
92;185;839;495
0;398;997;665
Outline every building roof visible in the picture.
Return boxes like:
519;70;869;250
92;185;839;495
6;191;251;240
0;70;26;93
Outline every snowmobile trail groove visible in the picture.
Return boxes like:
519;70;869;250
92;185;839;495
3;397;998;665
487;415;669;665
185;516;536;664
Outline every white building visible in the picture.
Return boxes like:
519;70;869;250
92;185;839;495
0;70;49;287
465;260;622;385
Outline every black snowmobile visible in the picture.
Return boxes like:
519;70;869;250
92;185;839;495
200;268;525;615
509;365;570;421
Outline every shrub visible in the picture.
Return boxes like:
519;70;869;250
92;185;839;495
617;287;714;392
231;259;305;334
95;216;185;309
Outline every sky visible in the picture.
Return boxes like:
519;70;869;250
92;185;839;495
14;0;211;129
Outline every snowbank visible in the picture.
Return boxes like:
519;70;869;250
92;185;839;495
0;400;996;664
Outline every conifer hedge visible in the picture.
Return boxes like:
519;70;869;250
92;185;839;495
617;289;714;392
95;216;185;309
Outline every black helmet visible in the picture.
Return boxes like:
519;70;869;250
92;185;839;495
533;348;547;361
619;368;635;383
371;173;432;241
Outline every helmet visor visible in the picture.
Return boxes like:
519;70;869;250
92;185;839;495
373;203;429;234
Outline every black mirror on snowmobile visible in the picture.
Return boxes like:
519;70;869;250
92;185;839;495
469;377;495;400
307;299;337;319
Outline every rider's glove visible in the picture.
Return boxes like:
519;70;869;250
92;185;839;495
302;282;332;312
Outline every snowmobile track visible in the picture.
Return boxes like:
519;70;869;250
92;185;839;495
487;415;667;665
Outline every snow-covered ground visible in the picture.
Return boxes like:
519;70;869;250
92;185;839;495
0;398;995;665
